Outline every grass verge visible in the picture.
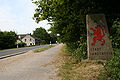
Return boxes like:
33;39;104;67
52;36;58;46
58;46;105;80
33;45;55;53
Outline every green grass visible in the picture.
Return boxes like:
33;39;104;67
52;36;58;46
33;45;55;53
58;46;81;80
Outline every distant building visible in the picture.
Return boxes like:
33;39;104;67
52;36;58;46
17;34;39;46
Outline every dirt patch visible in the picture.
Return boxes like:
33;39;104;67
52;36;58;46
57;46;105;80
72;60;104;80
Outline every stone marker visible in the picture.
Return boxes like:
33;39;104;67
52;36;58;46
86;14;113;60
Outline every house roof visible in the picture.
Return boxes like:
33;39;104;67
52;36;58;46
31;35;39;40
18;34;26;39
18;34;39;40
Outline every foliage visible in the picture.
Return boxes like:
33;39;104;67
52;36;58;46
99;50;120;80
99;21;120;80
49;33;57;44
64;35;87;61
33;0;120;79
110;19;120;49
60;46;103;80
74;43;87;61
99;23;120;80
17;42;26;47
33;0;86;43
33;0;120;42
40;40;46;44
33;0;120;60
0;31;18;49
64;42;87;61
33;27;50;44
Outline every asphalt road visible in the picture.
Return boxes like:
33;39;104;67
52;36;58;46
0;44;63;80
0;45;48;59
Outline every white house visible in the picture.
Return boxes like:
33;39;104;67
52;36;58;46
17;34;39;46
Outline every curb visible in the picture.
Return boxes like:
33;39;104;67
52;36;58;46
0;51;28;59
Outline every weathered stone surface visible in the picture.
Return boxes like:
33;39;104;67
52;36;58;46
86;14;113;60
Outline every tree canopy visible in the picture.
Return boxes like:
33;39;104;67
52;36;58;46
33;27;50;44
0;31;18;49
33;27;58;44
33;0;120;44
33;0;120;60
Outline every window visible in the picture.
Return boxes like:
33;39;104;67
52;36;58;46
25;39;26;42
30;43;32;45
30;38;31;41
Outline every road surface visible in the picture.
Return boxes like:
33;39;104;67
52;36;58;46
0;45;48;59
0;44;63;80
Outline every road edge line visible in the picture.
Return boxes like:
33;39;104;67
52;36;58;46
0;51;28;59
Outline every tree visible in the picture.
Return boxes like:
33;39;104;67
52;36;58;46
33;0;120;60
0;31;18;49
32;1;120;79
49;33;57;44
0;31;4;49
33;27;50;44
33;0;120;43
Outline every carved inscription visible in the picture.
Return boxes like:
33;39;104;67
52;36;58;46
86;14;113;60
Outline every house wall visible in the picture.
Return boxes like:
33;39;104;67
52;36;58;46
22;35;35;46
17;40;22;43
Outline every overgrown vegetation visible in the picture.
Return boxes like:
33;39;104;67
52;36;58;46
110;19;120;49
33;45;55;53
98;20;120;80
58;45;104;80
99;55;120;80
17;42;26;47
33;0;120;61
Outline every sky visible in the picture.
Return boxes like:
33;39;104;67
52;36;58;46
0;0;50;34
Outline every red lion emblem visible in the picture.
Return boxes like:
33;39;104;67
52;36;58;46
90;25;106;46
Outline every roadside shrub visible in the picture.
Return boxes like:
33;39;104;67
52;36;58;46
104;20;120;80
99;50;120;80
40;40;46;44
17;42;26;47
65;36;87;61
99;20;120;80
110;19;120;49
73;42;87;61
65;42;79;55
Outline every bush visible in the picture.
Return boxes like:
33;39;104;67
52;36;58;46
104;20;120;80
40;40;46;44
17;42;26;47
99;20;120;80
65;42;79;55
65;37;87;61
99;50;120;80
110;19;120;49
74;42;87;61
